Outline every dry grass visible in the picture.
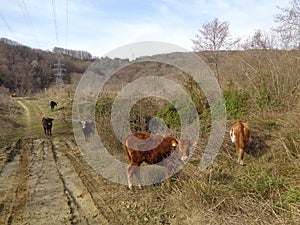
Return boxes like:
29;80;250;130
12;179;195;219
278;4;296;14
92;96;300;224
1;50;299;224
90;50;300;224
0;91;24;146
162;107;300;224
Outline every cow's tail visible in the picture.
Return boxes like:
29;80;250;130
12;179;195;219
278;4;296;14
238;120;245;149
123;136;132;161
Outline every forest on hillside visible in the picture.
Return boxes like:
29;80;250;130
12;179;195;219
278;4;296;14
0;40;92;95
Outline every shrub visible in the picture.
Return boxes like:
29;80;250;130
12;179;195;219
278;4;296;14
158;102;180;129
223;89;249;119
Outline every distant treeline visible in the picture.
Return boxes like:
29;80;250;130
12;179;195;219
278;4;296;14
52;47;93;60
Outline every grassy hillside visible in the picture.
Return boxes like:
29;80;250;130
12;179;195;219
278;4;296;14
0;49;299;224
74;50;300;224
0;87;23;145
93;49;300;223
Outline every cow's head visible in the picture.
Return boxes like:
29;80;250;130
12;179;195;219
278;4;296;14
46;118;54;126
172;139;197;162
79;120;86;129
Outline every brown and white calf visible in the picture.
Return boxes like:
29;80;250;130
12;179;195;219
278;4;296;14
230;120;251;165
123;132;197;190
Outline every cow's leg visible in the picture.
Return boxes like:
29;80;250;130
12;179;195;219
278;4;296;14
235;143;241;163
238;148;244;165
127;165;135;190
134;166;142;189
164;163;172;189
49;128;52;136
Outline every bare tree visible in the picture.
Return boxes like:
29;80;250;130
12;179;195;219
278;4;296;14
241;30;279;50
191;18;238;82
273;0;300;51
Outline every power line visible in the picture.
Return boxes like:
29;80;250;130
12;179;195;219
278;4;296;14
65;0;69;50
18;0;40;47
52;0;59;46
0;11;17;40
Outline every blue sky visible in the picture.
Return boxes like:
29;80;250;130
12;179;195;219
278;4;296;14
0;0;289;57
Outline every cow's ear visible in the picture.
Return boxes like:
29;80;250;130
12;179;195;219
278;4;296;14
171;140;177;147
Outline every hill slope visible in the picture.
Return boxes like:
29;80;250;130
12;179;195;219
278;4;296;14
0;39;92;95
0;49;299;224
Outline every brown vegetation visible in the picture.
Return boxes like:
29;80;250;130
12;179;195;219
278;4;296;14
0;48;299;224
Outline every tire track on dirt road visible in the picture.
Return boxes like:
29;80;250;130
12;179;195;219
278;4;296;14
1;98;115;224
0;138;111;224
24;138;72;224
0;139;29;225
17;100;31;134
50;139;108;224
22;138;108;224
58;139;124;225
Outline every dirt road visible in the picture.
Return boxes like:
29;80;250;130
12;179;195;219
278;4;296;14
0;99;119;224
0;98;179;225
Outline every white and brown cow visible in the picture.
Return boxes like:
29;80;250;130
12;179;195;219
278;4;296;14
230;120;251;165
79;120;95;142
123;132;197;190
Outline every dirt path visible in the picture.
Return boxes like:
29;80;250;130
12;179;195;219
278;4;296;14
0;138;113;224
1;98;118;224
0;93;180;225
0;98;174;225
17;100;31;133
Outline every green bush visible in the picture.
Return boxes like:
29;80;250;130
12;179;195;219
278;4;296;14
223;89;249;119
158;103;180;128
95;97;113;117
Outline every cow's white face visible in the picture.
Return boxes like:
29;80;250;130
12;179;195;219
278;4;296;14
80;121;86;129
230;129;236;143
176;140;197;162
